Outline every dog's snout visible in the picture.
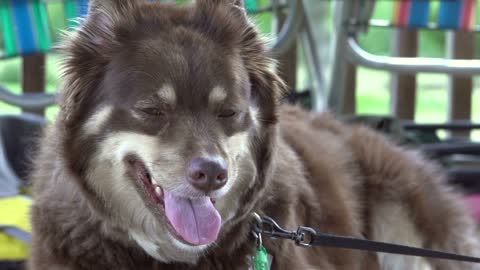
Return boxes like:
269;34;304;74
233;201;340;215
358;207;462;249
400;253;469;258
187;157;228;193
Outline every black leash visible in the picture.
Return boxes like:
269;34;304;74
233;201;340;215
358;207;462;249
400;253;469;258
252;214;480;264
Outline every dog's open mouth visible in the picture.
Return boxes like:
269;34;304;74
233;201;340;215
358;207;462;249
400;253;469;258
126;156;221;246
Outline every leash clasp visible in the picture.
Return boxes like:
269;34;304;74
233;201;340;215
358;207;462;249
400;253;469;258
252;213;317;248
295;227;316;248
254;215;296;240
251;213;263;250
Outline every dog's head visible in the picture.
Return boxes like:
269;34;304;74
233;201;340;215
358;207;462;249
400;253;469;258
58;0;284;263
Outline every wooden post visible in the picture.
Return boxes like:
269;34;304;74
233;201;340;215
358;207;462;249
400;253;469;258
22;54;46;115
390;29;418;120
341;3;359;116
343;62;357;115
447;31;474;138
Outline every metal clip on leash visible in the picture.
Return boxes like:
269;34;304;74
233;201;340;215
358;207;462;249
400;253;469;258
251;213;263;251
252;213;480;264
252;214;315;248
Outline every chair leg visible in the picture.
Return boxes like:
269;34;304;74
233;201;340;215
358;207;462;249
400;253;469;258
22;54;46;116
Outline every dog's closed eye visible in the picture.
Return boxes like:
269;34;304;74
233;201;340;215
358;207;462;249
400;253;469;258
217;109;237;118
138;107;164;116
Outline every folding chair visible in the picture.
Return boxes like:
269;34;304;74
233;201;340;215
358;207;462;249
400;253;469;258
0;0;89;111
326;0;480;215
330;0;480;112
0;114;45;270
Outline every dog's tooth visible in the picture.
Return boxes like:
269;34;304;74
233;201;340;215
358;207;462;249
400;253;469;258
155;186;162;197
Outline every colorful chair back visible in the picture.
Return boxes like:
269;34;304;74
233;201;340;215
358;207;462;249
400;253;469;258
393;0;477;30
438;0;476;30
0;0;89;59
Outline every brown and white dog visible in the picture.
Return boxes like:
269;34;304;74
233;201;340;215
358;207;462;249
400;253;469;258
29;0;480;269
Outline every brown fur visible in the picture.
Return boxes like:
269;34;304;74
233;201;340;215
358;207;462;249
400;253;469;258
29;1;480;269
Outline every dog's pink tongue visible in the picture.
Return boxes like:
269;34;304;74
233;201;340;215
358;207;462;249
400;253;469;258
164;191;221;246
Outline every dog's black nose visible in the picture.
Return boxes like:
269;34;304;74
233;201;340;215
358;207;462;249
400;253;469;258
187;157;228;193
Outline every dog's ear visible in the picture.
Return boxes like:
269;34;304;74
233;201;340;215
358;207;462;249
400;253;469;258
196;0;285;123
199;0;245;8
80;0;141;48
86;0;140;37
196;0;248;21
193;0;250;49
233;0;245;8
220;0;246;9
59;1;142;126
88;0;140;15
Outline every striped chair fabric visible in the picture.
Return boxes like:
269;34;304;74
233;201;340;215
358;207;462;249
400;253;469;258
0;0;89;58
394;0;477;30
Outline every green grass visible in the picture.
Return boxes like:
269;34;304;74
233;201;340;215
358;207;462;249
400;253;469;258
356;68;480;121
356;68;480;140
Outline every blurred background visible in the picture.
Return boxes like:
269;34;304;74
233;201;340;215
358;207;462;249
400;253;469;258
0;0;480;269
0;0;479;133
